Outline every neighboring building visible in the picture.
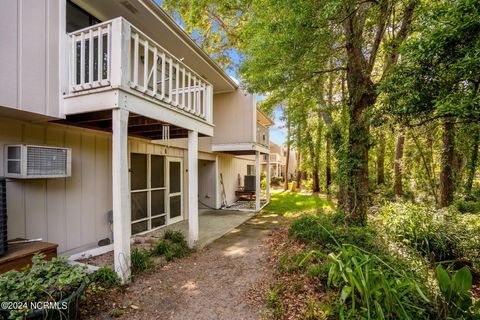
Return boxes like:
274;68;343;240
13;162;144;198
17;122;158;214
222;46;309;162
0;0;272;281
262;142;297;182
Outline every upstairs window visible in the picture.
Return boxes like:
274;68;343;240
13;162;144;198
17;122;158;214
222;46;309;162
66;1;100;33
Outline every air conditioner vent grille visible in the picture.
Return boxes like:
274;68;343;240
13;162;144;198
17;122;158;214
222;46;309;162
4;144;71;179
26;146;68;176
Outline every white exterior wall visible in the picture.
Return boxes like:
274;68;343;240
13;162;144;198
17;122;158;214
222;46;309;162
0;118;188;254
0;0;64;118
217;153;255;205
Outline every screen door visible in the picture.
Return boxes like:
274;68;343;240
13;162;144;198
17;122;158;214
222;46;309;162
167;158;183;224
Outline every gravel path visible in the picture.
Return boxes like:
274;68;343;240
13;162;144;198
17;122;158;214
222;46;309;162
86;212;280;320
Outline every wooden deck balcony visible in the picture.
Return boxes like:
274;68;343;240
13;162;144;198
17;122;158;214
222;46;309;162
63;17;213;136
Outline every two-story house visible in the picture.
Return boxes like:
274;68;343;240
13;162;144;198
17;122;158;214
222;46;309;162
0;0;272;281
262;142;297;182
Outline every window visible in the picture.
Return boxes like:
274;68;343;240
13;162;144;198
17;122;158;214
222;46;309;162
130;153;167;235
66;1;100;33
247;164;255;176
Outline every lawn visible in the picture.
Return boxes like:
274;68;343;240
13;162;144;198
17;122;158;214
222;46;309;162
262;191;334;216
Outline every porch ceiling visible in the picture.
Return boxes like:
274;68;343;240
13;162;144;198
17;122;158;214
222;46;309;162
56;110;205;140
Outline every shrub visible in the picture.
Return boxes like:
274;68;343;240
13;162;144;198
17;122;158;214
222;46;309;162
271;176;283;186
455;199;480;214
0;254;88;319
163;230;187;244
151;231;192;261
289;214;382;254
151;239;169;256
131;248;153;274
379;202;464;262
90;267;121;288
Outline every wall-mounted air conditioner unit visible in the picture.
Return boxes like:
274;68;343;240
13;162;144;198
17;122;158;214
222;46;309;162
4;145;72;179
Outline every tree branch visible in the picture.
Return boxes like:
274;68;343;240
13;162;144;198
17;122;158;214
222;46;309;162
367;0;391;74
382;0;417;76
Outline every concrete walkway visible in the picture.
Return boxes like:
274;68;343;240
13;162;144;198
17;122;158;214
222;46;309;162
146;209;255;248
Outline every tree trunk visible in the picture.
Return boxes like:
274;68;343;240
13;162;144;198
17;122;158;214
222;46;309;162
284;116;291;191
377;133;386;185
344;96;373;225
412;132;439;204
393;128;405;197
326;138;332;193
308;134;320;192
465;128;479;195
440;120;455;207
296;153;302;188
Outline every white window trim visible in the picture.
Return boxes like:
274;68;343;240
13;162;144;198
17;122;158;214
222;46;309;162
130;153;168;234
166;157;183;225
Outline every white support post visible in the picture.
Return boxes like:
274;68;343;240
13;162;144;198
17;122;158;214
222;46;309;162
214;154;221;209
255;151;261;212
266;153;271;203
205;85;213;123
112;108;131;283
188;130;199;247
110;18;131;88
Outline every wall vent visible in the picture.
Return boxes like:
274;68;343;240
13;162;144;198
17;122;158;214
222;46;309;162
4;145;72;179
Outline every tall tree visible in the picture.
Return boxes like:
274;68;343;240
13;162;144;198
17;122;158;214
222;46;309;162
284;113;292;190
377;134;386;185
161;0;251;70
465;127;480;195
393;128;405;196
238;0;417;225
381;0;480;206
440;120;456;207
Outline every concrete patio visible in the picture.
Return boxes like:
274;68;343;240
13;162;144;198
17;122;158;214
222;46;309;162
143;209;255;248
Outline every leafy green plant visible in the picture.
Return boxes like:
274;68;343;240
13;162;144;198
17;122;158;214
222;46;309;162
0;254;88;319
436;265;479;319
303;245;432;319
265;286;285;319
379;202;463;262
455;199;480;214
151;239;169;256
151;231;192;261
90;267;121;288
289;214;382;254
131;248;153;274
163;230;187;244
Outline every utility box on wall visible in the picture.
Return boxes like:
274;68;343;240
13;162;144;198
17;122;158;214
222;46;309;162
4;145;72;179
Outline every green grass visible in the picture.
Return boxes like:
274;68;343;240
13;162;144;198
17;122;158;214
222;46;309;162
262;191;333;216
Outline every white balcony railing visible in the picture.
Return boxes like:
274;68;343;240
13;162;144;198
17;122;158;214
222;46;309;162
68;18;213;123
256;123;269;148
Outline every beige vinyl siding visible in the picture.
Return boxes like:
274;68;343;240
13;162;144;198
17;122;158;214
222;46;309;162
0;0;63;118
212;90;255;145
0;118;188;254
217;153;255;205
